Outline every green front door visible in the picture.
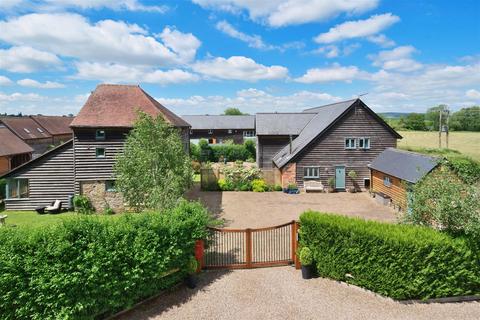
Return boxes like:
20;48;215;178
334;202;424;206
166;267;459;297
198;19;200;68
335;166;345;190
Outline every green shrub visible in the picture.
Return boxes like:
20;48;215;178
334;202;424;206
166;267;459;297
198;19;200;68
0;178;6;200
197;139;256;163
218;178;234;191
239;182;252;191
274;184;283;191
298;247;313;266
287;183;297;190
252;179;267;192
187;256;198;274
300;211;480;300
103;205;115;215
73;195;94;214
0;200;211;319
246;157;255;163
223;164;261;190
191;160;201;174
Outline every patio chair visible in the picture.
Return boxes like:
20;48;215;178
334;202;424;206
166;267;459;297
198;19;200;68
45;200;62;214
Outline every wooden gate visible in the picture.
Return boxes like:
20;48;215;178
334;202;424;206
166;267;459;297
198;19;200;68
203;221;299;269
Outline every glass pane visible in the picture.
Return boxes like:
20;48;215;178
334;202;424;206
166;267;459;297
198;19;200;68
365;139;370;148
8;180;18;198
358;139;364;148
19;179;28;198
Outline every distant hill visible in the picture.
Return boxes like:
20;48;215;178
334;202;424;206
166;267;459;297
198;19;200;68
380;112;412;119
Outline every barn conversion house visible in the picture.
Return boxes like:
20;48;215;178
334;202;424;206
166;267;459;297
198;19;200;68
1;84;190;211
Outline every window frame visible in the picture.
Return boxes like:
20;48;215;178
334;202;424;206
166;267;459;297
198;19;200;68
383;176;392;187
358;137;371;149
95;147;106;158
105;180;116;192
344;138;356;149
303;166;320;179
95;129;106;140
243;130;255;138
6;178;29;199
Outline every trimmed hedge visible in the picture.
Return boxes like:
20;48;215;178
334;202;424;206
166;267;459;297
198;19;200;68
195;139;256;163
0;201;210;319
299;211;480;300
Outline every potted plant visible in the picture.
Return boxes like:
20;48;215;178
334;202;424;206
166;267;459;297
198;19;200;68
299;247;314;279
185;256;199;289
327;177;335;193
284;183;299;194
347;170;357;193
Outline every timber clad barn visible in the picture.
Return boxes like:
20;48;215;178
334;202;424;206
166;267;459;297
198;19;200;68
369;148;440;210
261;99;401;190
1;84;190;211
182;115;255;144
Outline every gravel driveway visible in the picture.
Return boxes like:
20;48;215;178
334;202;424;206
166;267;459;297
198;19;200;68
115;267;480;320
187;185;397;228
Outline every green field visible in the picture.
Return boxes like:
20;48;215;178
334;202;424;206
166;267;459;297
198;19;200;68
398;131;480;161
1;211;121;228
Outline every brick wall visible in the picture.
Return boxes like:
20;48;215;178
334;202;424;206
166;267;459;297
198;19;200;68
281;162;296;188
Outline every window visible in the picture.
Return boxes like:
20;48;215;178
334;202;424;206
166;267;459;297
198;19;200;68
95;129;106;140
23;128;31;134
358;137;371;149
345;138;356;149
304;167;320;178
383;176;392;187
6;179;29;199
37;127;44;133
208;129;213;134
105;180;116;192
96;148;105;158
364;178;370;189
228;129;233;134
243;130;255;138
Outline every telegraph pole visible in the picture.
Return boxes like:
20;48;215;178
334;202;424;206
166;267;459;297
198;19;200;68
438;107;442;148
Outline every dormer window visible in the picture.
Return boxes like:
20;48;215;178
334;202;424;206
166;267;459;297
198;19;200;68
96;129;106;140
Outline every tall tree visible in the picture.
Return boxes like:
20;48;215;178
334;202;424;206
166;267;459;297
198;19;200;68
115;112;192;212
401;113;426;131
450;106;480;131
425;105;448;131
224;107;245;115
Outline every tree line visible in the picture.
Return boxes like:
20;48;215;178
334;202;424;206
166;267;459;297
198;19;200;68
386;105;479;131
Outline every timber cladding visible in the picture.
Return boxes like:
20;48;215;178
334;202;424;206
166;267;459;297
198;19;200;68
257;135;291;169
371;169;407;209
73;128;128;194
294;105;398;189
4;141;74;211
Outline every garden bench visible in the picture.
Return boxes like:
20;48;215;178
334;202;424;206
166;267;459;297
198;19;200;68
0;214;7;226
304;180;325;193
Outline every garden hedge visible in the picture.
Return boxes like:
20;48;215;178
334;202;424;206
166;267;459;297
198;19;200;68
0;201;210;319
299;211;480;300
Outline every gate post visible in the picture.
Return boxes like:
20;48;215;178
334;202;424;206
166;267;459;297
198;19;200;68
292;221;301;269
195;240;204;272
246;228;252;268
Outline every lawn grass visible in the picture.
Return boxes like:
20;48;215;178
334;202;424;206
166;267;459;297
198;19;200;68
398;131;480;161
1;211;119;228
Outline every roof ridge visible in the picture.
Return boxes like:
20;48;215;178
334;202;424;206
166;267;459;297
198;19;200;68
388;147;441;160
256;112;317;115
97;83;139;87
303;98;358;111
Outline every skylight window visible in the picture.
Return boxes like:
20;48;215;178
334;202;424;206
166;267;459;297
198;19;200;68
23;128;31;133
37;128;44;133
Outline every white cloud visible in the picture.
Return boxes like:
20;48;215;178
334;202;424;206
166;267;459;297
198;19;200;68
314;13;400;43
17;78;65;89
0;92;45;103
193;0;379;27
74;62;199;85
466;89;480;100
0;46;63;73
0;91;85;115
216;20;271;50
369;45;423;72
0;76;13;86
313;43;360;58
295;64;360;83
367;34;395;47
0;0;168;12
192;56;288;81
0;13;201;67
158;88;342;114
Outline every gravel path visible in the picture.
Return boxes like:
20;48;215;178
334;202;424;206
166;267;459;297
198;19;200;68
186;186;397;228
115;267;480;320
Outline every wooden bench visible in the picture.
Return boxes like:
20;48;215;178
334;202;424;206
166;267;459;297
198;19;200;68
304;180;325;193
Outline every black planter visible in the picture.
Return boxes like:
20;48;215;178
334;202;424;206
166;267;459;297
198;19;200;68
185;274;197;289
301;265;314;279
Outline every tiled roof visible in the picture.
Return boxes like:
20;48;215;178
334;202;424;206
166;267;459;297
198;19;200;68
0;117;52;140
0;127;34;156
182;115;255;130
255;113;316;135
70;84;189;128
369;148;441;183
31;115;74;135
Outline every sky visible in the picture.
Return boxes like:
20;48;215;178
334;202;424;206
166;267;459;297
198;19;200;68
0;0;479;116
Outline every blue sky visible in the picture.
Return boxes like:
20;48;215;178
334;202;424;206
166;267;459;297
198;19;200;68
0;0;479;116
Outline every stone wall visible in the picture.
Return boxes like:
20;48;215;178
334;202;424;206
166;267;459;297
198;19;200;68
80;180;125;213
281;162;296;188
